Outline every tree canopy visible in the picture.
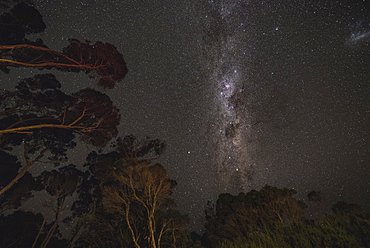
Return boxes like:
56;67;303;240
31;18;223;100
0;3;128;88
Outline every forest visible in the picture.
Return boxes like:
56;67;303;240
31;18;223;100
0;2;369;248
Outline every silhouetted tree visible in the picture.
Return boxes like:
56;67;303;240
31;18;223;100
218;200;370;248
0;2;45;47
0;4;126;246
0;41;128;88
0;74;120;196
0;3;128;88
0;151;40;211
203;185;307;247
33;165;82;248
307;190;322;202
117;134;166;160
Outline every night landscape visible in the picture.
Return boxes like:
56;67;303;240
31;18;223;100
0;0;369;247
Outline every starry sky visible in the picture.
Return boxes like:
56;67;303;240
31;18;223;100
7;0;370;230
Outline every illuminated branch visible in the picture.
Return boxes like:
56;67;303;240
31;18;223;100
0;58;105;69
3;117;58;133
0;106;102;136
104;163;172;248
1;44;81;65
0;40;128;88
0;123;96;135
0;146;47;196
68;106;88;126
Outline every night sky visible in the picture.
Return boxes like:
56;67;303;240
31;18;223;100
7;0;370;230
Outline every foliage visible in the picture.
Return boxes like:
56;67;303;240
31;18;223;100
0;3;128;88
72;136;188;248
203;185;307;247
0;1;123;199
0;73;120;196
219;209;370;248
0;2;45;47
117;134;166;159
307;190;323;202
205;191;370;248
0;151;41;211
0;2;126;247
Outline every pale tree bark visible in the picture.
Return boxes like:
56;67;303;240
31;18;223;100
103;186;141;248
123;164;171;248
104;163;173;248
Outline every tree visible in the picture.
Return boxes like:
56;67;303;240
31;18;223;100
0;3;124;197
117;134;166;160
70;135;167;220
202;188;370;248
0;2;46;46
218;201;370;248
203;185;307;247
103;160;174;248
307;190;322;202
71;136;188;248
0;74;120;196
0;150;41;212
32;165;82;248
0;41;128;88
0;3;192;248
0;3;126;246
0;3;128;88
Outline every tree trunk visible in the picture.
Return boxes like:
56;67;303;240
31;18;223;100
40;198;64;248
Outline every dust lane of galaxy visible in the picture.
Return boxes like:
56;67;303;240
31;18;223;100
200;0;258;193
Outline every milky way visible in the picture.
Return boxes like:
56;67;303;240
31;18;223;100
200;0;257;193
